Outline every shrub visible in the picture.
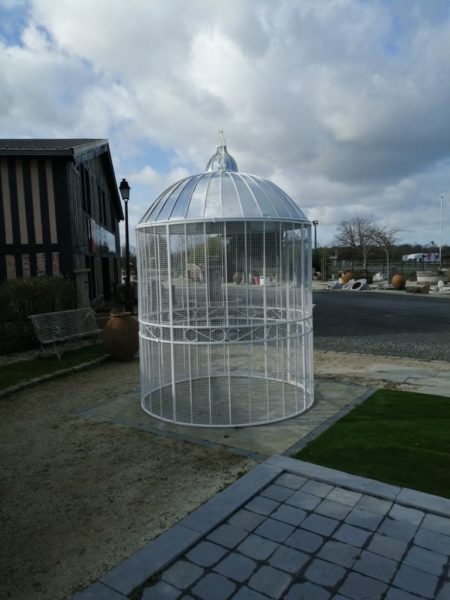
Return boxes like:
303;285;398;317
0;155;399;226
0;276;76;353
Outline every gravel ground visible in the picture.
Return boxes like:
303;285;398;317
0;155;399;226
0;360;255;600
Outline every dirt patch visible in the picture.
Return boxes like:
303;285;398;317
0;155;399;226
0;360;255;600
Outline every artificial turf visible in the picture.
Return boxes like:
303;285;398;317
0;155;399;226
0;344;109;391
294;388;450;498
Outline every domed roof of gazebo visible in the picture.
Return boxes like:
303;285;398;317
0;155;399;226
138;134;308;224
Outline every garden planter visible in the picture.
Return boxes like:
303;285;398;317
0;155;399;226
416;271;442;285
341;271;354;284
391;274;406;290
102;312;139;361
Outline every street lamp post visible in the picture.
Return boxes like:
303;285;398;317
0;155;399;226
312;220;318;271
119;178;132;313
440;195;444;266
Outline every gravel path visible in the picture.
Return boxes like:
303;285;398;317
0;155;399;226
0;360;255;600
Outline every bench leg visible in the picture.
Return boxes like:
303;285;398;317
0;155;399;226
55;340;69;360
40;341;64;360
54;343;62;360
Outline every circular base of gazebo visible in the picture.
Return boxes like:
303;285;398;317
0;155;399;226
141;375;313;428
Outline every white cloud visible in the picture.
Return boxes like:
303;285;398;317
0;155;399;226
1;0;450;245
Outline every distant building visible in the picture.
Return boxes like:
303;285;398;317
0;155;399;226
401;253;439;263
0;139;124;306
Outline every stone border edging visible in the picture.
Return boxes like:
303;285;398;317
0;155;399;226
284;387;375;456
266;456;450;517
0;355;110;399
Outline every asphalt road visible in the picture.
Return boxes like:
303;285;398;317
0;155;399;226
313;291;450;361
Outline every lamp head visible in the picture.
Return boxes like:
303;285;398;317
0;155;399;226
119;178;130;201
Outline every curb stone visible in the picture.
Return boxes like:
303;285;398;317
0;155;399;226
0;355;110;399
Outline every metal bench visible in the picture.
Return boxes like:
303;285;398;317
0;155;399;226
29;308;101;359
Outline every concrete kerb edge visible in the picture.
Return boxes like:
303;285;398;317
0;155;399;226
266;455;450;517
267;455;401;500
77;411;269;462
73;581;128;600
0;355;110;399
92;462;282;597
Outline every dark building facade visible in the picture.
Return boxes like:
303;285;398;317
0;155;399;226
0;139;124;306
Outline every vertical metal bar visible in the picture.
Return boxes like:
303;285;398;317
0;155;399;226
286;226;291;383
204;223;212;423
307;224;314;408
263;222;269;420
247;222;253;421
244;221;249;319
227;344;232;424
184;223;193;422
224;222;232;423
166;224;177;420
300;224;307;411
292;223;298;410
224;222;229;326
156;229;164;415
204;222;209;324
279;222;285;415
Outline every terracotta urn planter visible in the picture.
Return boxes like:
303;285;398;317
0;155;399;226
341;271;354;284
391;273;406;290
102;312;139;361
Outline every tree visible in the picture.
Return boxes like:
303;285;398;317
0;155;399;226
371;224;400;281
334;217;377;271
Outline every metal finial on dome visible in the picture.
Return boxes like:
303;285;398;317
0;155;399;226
206;131;238;172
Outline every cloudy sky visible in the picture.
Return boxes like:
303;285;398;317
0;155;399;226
1;0;450;247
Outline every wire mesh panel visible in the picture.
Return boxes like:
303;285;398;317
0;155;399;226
137;219;313;427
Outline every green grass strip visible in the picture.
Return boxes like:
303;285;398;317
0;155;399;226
0;344;109;391
295;388;450;499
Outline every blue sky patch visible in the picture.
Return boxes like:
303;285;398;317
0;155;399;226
0;2;29;46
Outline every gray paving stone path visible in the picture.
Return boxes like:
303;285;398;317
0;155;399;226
74;457;450;600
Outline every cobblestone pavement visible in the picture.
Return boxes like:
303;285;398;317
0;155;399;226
75;457;450;600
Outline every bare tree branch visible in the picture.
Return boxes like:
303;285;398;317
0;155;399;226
371;224;400;249
334;217;377;271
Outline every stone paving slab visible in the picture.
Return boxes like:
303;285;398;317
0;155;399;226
74;380;371;457
75;458;450;599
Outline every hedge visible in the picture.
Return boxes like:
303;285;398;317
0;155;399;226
0;277;76;353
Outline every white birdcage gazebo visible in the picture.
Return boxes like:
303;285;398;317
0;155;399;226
136;135;314;427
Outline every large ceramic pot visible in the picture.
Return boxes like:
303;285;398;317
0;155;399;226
341;271;354;284
391;273;406;290
102;312;139;361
